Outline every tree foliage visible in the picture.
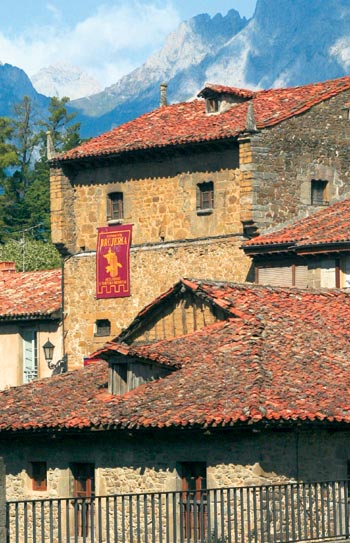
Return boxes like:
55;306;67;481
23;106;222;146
0;95;81;269
0;239;61;271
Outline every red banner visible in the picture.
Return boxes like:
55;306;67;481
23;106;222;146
96;225;132;299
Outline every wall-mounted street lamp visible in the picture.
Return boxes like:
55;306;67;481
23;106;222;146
43;339;68;374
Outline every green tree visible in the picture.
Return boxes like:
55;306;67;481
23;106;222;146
44;96;81;152
0;96;81;268
12;96;40;191
0;117;20;242
0;238;61;271
27;95;81;236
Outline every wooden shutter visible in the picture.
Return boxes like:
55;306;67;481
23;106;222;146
72;463;95;498
320;259;336;288
257;265;293;287
294;266;309;288
22;330;37;383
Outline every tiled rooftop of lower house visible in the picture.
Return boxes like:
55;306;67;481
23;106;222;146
243;198;350;252
0;280;350;432
0;266;62;320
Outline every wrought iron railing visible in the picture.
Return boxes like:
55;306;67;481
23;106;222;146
6;479;350;543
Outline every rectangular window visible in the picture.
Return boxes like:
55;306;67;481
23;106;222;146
108;192;124;221
197;182;214;212
311;180;328;205
95;319;111;337
31;461;47;491
22;329;38;383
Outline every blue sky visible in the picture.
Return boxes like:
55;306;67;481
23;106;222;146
0;0;257;87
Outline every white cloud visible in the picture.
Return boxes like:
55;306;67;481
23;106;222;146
329;37;350;71
0;1;180;88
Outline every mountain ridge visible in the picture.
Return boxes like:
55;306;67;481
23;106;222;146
1;0;350;138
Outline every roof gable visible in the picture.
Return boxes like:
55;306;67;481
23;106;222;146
117;279;230;345
54;77;350;163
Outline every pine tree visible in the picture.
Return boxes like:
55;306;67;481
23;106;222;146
0;117;20;242
0;96;81;268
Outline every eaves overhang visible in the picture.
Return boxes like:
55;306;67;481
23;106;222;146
242;242;295;256
0;311;61;322
50;136;240;168
295;242;350;255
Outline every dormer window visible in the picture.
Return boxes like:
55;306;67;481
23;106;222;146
198;85;255;115
109;357;175;395
107;192;123;222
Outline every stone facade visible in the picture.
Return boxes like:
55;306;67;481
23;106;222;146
51;89;350;368
2;427;350;502
246;91;350;233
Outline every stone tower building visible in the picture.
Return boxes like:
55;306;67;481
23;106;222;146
50;77;350;368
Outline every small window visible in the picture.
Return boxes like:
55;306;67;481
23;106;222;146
107;192;123;221
311;180;328;205
31;461;47;491
197;182;214;213
206;98;219;113
95;319;111;337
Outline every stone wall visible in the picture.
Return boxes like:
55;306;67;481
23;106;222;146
249;90;350;233
2;427;350;502
53;146;241;255
64;237;252;367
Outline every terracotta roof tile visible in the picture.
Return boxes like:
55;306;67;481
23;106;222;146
54;77;350;163
0;268;62;319
1;280;350;432
243;198;350;252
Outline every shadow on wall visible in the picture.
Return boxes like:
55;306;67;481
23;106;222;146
65;145;240;186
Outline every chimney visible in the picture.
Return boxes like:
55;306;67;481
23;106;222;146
46;131;56;160
160;83;168;107
245;102;257;133
0;262;16;273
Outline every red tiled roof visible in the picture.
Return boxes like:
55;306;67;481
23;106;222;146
243;198;350;252
0;268;62;319
54;77;350;163
2;280;350;432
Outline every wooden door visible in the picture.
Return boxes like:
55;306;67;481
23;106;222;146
181;462;207;540
71;463;95;537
